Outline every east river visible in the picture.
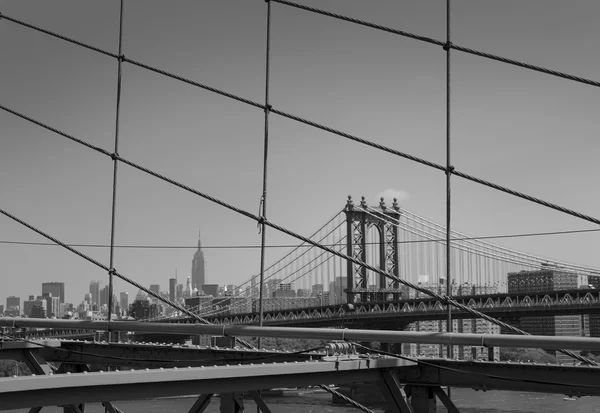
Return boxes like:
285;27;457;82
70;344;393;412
7;389;600;412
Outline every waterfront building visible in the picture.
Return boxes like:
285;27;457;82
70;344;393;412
507;267;581;363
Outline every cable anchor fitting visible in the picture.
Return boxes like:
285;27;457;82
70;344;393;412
110;152;119;161
443;41;453;52
117;54;126;63
446;165;455;176
264;104;272;114
108;268;117;276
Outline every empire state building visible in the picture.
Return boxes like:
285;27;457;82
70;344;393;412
191;230;206;291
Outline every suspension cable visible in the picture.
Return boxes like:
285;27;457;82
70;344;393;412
1;105;594;363
107;0;125;330
269;0;600;88
1;15;599;227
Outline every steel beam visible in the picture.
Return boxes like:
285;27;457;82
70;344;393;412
3;318;600;351
395;359;600;396
0;358;408;410
187;394;213;413
248;391;272;413
102;402;124;413
23;349;55;375
432;387;459;413
32;341;315;368
377;371;414;413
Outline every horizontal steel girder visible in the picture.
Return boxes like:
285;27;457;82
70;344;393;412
396;359;600;396
0;358;409;410
3;318;600;351
0;340;316;367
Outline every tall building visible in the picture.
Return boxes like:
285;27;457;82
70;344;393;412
100;285;109;307
507;268;581;363
191;230;206;291
120;292;129;314
41;293;60;318
150;284;160;296
42;282;65;303
6;296;20;309
89;281;101;305
169;278;177;302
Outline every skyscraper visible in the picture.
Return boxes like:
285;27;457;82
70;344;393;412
42;282;65;304
150;284;160;296
89;281;101;305
120;292;129;314
191;230;206;291
169;278;177;302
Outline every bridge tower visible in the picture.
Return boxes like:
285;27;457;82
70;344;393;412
344;196;401;303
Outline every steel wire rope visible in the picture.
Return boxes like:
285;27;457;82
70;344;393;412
399;207;598;273
354;211;596;364
196;239;347;319
1;112;597;360
3;13;600;227
379;206;600;275
363;206;546;273
107;0;125;333
4;225;600;249
445;0;453;360
1;14;600;228
318;385;374;413
234;218;346;295
269;0;600;89
257;0;272;353
193;221;346;317
0;128;537;354
400;214;600;278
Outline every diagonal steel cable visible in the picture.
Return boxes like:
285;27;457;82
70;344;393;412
1;106;594;364
319;385;374;413
2;16;600;226
270;0;600;88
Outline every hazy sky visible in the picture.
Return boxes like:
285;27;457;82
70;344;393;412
1;1;599;306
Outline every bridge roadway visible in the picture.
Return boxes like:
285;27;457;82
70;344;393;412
168;288;600;328
1;339;600;412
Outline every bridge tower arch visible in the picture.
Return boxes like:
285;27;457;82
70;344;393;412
344;196;401;303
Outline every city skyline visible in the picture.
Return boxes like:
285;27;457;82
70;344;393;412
1;1;600;309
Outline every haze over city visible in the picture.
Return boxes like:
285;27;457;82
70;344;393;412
1;0;600;308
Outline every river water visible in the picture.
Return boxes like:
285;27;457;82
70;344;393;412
7;389;600;412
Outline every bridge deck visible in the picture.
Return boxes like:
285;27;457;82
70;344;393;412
0;357;408;410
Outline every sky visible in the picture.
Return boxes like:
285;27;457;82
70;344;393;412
1;0;600;306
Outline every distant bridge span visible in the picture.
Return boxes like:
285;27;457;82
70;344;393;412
167;288;600;327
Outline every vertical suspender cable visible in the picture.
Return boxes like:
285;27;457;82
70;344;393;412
257;0;272;350
108;0;125;333
445;0;453;361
